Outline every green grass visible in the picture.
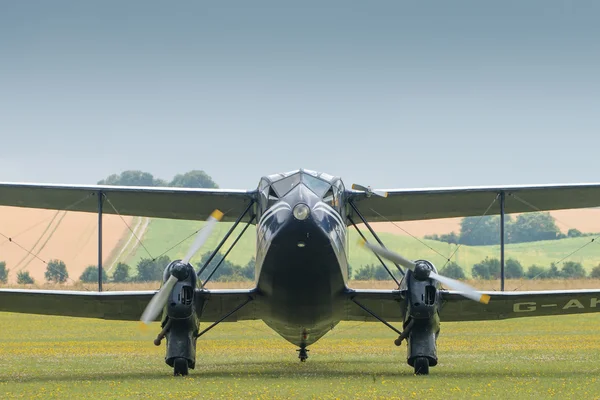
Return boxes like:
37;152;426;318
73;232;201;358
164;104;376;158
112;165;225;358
1;312;599;398
121;218;600;278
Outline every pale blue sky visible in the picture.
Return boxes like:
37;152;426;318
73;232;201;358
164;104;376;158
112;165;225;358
1;1;599;189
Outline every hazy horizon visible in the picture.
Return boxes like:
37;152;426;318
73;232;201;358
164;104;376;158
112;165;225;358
2;1;599;189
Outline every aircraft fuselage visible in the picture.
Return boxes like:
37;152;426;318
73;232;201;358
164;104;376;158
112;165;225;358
254;171;350;347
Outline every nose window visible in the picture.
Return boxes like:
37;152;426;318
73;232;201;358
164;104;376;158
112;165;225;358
272;173;302;197
302;174;331;197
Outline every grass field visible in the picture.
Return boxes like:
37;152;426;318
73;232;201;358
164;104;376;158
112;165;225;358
1;311;600;399
121;218;600;279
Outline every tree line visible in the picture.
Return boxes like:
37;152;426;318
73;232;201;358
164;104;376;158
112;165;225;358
425;213;597;246
350;258;600;281
2;255;600;286
97;170;218;189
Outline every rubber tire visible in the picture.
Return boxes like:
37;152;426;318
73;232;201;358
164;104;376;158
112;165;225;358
413;357;429;375
173;358;189;376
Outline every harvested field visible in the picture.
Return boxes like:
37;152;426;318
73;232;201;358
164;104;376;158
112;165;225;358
0;206;133;284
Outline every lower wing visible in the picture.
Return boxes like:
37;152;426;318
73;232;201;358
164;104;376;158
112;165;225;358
345;288;600;322
0;288;258;322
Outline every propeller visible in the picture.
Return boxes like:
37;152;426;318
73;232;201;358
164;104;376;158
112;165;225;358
359;239;490;304
139;209;224;325
351;183;388;198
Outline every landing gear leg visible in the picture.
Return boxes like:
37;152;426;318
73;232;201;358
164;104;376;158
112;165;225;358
173;357;189;376
297;347;309;362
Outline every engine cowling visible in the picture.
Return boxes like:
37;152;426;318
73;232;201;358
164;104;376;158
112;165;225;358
162;260;198;320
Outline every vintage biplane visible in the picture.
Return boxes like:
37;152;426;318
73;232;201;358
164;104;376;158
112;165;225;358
1;168;600;375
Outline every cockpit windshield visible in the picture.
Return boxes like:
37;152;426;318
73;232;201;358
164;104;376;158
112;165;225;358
268;170;334;198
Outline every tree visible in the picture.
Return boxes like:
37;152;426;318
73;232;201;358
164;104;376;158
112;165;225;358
112;263;131;283
561;261;586;279
0;261;8;284
135;256;171;282
526;265;547;279
98;170;158;186
591;264;600;278
508;212;560;243
169;170;218;189
547;263;562;279
17;270;34;284
567;228;583;238
197;251;238;282
459;216;503;246
79;265;108;283
240;257;255;281
505;258;524;279
355;265;376;280
373;265;391;280
45;259;68;283
439;262;465;280
471;257;501;280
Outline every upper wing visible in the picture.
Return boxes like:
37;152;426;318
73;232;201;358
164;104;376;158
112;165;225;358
0;288;259;322
0;182;256;222
344;288;600;322
348;183;600;222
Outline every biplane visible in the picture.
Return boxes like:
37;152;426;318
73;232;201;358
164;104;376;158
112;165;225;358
1;168;600;375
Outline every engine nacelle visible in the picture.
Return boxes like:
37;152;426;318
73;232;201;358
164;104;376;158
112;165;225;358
403;260;441;369
160;260;202;372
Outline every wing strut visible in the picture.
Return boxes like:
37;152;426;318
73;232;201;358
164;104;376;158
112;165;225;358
348;200;405;277
196;199;255;280
201;214;256;288
348;216;401;287
195;296;254;338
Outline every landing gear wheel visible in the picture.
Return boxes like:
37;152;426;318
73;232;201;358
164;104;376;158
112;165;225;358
173;358;189;376
297;347;309;362
413;357;429;375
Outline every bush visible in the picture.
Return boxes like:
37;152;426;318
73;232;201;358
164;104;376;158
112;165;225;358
505;258;524;279
240;258;255;281
135;255;171;282
561;261;586;279
526;265;547;279
45;259;68;283
567;228;583;238
17;270;34;284
472;257;501;280
112;263;130;282
79;265;108;283
547;263;562;279
0;261;8;284
439;262;465;280
355;265;377;280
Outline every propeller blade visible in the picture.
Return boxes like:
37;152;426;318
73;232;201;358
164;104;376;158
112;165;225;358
182;209;224;264
360;239;416;271
139;209;224;325
429;271;490;304
140;275;178;325
351;183;388;198
359;239;490;304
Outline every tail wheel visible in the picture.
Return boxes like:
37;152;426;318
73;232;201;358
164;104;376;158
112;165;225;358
413;357;429;375
173;358;189;376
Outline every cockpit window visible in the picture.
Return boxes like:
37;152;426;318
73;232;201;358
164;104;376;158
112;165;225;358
271;173;302;197
302;174;331;197
264;170;340;199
